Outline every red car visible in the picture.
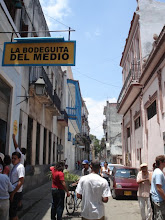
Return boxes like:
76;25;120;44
110;166;138;199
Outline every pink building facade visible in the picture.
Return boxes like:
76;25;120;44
117;0;165;170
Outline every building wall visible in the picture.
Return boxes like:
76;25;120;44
0;2;22;155
137;0;165;59
103;102;122;162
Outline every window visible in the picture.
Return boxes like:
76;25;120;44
20;20;28;37
127;127;130;138
147;100;157;120
135;116;141;129
4;0;16;20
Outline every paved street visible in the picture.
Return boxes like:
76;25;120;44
19;180;141;220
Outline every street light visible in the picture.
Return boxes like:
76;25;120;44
35;77;46;95
16;77;46;105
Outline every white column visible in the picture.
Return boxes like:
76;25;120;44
20;111;28;149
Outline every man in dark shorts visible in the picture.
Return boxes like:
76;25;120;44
9;152;25;220
50;162;70;220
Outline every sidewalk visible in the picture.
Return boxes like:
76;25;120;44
18;169;81;220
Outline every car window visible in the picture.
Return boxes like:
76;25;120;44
108;166;114;171
115;169;137;178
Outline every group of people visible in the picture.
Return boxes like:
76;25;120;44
50;159;111;220
0;134;26;220
137;155;165;220
51;157;165;220
1;142;165;220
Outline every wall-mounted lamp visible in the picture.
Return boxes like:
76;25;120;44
35;77;46;95
16;77;45;105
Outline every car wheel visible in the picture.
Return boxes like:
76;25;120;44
111;189;117;199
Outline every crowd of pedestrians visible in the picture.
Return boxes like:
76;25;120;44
1;141;165;220
136;155;165;220
0;134;26;220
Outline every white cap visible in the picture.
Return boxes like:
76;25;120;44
140;163;148;168
0;153;4;161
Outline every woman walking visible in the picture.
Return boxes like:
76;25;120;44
100;162;110;185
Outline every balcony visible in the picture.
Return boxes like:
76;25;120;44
103;120;107;130
57;110;68;126
67;79;82;133
29;66;61;116
117;64;143;114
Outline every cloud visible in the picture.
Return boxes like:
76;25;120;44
94;28;101;36
84;97;117;140
40;0;71;31
84;28;101;40
84;32;92;40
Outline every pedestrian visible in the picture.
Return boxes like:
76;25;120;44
75;161;78;170
0;152;4;173
50;162;70;220
78;160;80;170
82;160;91;176
149;163;156;220
3;155;11;176
136;163;152;220
0;173;14;220
9;151;25;220
76;161;111;220
12;134;26;166
150;155;165;220
100;162;110;185
63;164;69;173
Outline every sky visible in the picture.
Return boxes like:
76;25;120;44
39;0;165;139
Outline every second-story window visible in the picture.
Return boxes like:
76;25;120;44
147;100;157;120
135;116;141;130
4;0;16;20
127;127;130;138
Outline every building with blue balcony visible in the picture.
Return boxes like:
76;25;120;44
67;79;82;134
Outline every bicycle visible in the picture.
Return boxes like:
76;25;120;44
66;183;81;215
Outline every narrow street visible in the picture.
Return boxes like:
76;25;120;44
19;180;141;220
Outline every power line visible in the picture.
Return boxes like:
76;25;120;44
43;12;75;30
72;68;121;88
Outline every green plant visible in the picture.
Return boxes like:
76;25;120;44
47;170;79;182
64;172;79;182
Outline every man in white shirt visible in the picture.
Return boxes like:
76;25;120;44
12;134;26;166
76;161;111;220
9;151;25;220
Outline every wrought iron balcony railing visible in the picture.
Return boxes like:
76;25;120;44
103;120;107;129
57;110;68;122
117;63;141;109
29;66;61;111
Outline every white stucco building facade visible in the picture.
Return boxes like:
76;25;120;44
117;0;165;170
